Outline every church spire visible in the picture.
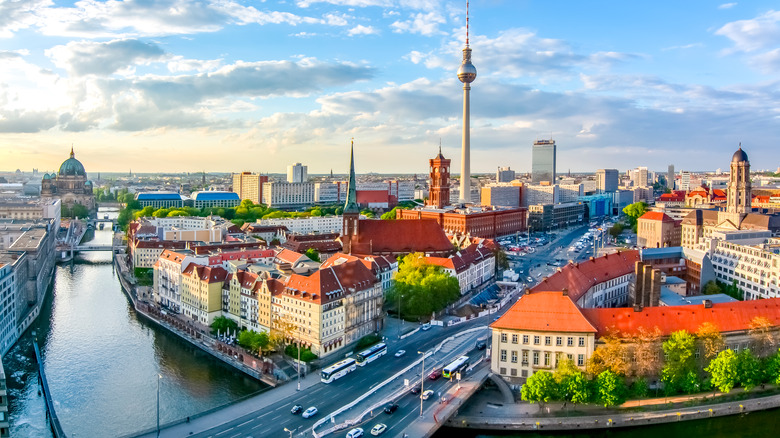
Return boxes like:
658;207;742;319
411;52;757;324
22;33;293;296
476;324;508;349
344;139;359;214
70;144;74;158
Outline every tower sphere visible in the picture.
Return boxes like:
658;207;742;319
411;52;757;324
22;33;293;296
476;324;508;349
458;57;477;83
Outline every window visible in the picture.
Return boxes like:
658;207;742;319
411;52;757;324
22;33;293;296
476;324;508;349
511;351;518;363
545;336;551;346
523;335;529;344
567;337;573;347
577;354;584;366
533;351;539;365
510;368;517;377
522;350;528;365
521;370;528;377
500;333;507;343
500;349;507;362
544;352;550;367
533;335;540;345
556;336;562;346
512;334;518;344
500;367;506;375
578;337;585;347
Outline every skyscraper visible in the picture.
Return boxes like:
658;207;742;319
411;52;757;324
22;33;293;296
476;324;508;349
531;139;556;184
630;166;649;187
667;164;674;190
595;169;618;193
286;163;308;183
496;166;516;183
457;3;477;204
232;172;268;204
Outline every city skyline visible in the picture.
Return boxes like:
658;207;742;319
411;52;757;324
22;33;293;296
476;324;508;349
1;1;780;174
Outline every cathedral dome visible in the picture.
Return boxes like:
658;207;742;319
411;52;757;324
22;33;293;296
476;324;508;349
731;146;748;163
59;148;86;176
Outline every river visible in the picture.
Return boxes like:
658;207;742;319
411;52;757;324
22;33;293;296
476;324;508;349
5;209;267;437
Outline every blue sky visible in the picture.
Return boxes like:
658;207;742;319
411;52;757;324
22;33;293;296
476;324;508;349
0;0;779;175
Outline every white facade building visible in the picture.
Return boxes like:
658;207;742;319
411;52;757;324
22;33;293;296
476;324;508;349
262;182;315;208
525;185;558;207
255;215;345;234
287;163;308;183
558;184;584;203
708;231;780;300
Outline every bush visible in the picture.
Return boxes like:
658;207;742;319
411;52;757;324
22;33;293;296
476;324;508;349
355;334;382;351
285;344;318;362
134;267;154;286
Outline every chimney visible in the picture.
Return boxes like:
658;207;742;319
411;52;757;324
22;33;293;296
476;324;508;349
633;304;642;312
703;300;712;309
562;288;568;297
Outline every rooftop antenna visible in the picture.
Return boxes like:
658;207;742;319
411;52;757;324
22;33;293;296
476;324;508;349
439;138;442;155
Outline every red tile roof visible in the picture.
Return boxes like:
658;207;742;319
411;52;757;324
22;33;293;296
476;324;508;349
639;211;675;223
348;219;453;255
182;265;228;283
283;260;377;304
581;299;780;337
530;250;640;303
491;291;597;333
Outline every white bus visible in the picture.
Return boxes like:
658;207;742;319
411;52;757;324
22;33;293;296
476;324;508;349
321;358;357;383
356;342;387;366
442;356;470;379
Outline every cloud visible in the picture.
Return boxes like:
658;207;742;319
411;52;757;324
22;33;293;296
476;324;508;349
716;10;780;52
661;43;704;51
347;24;378;36
46;39;168;76
0;0;48;38
718;3;737;9
166;57;222;73
391;11;446;35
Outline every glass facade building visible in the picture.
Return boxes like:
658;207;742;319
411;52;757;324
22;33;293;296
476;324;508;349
532;140;556;184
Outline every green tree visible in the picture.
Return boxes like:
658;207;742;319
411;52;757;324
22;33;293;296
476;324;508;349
380;207;398;220
493;248;509;273
702;280;723;295
736;349;761;391
387;253;460;320
622;201;648;232
566;372;590;405
553;358;581;384
520;371;558;407
765;349;780;385
210;316;238;336
595;370;626;407
608;222;624;238
152;208;171;218
631;377;649;399
238;330;270;354
661;330;697;394
304;248;321;262
360;209;375;218
706;349;738;393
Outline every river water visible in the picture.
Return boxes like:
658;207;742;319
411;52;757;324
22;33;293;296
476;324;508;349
5;209;267;437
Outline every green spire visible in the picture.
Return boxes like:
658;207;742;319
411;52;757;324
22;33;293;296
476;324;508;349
344;140;359;213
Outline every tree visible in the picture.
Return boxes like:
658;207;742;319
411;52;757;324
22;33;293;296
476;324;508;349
706;349;738;393
696;322;725;363
631;377;649;399
553;358;581;384
520;371;558;407
380;207;398;220
210;316;238;336
494;248;509;273
748;316;775;357
608;223;624;238
736;349;761;391
702;280;723;295
622;201;648;232
238;330;270;355
595;370;626;407
387;253;460;319
304;248;321;262
587;330;629;376
661;330;697;394
765;349;780;385
566;372;590;405
630;326;663;378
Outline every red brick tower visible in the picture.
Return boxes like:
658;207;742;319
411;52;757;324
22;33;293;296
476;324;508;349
428;145;451;209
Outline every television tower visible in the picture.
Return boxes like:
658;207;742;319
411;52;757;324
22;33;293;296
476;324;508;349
457;1;477;204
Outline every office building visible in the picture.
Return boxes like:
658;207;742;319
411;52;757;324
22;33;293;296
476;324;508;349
531;139;556;184
667;165;674;189
191;191;240;209
595;169;619;193
232;172;268;204
496;166;516;183
287;163;308;183
262;182;315;208
525;184;558;206
679;171;692;191
481;184;521;208
135;192;185;209
630;166;649;187
558;184;584;203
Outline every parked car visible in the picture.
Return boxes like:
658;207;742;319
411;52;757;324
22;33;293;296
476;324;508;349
302;406;318;418
370;423;387;436
394;349;406;357
346;427;364;438
290;404;303;415
384;402;399;414
428;368;442;380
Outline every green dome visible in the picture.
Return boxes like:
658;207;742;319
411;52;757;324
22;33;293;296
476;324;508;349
59;148;86;176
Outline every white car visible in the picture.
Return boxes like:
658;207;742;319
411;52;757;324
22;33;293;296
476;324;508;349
394;349;406;357
346;428;364;438
370;424;387;436
421;389;434;400
302;406;318;418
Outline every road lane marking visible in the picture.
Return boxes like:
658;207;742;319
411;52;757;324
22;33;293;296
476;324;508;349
237;419;253;427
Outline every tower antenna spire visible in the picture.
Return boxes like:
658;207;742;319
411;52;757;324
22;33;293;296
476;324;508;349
439;138;442;155
466;1;470;46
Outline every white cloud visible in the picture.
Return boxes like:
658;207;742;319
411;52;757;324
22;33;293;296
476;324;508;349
347;24;378;36
716;10;780;52
46;39;168;76
167;57;222;73
661;43;704;51
391;11;445;36
718;3;737;9
0;0;49;38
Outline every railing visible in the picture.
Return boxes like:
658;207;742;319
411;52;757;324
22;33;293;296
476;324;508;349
33;342;67;438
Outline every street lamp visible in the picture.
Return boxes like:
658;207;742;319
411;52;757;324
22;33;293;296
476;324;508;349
284;427;293;438
397;294;404;338
156;374;162;437
418;350;426;417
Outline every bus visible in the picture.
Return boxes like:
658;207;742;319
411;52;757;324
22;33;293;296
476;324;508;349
442;356;470;379
356;342;387;366
321;358;357;383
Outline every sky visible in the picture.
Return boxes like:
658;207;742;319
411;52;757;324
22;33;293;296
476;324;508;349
0;0;779;176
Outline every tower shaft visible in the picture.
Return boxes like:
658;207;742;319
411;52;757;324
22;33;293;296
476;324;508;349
459;83;471;204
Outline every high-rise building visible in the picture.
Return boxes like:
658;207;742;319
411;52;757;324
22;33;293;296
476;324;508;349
630;166;649;187
496;166;515;183
667;165;674;189
428;146;451;209
679;171;692;191
232;172;268;204
531;139;556;184
595;169;619;193
286;163;308;183
457;4;477;204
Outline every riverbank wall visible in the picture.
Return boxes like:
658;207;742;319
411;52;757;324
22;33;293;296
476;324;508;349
112;256;280;387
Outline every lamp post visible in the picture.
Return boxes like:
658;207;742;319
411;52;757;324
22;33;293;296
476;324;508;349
284;427;293;438
156;374;162;437
397;294;404;338
418;351;426;417
297;326;301;391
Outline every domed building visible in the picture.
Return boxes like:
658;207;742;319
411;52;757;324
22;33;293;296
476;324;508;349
41;147;95;213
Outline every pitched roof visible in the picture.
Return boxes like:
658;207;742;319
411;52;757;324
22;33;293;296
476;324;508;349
182;265;228;283
530;250;640;303
282;260;377;304
581;299;780;337
491;291;597;333
639;211;675;223
348;219;453;255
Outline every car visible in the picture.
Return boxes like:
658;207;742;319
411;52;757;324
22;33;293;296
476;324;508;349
302;406;318;418
476;341;487;350
384;402;399;414
410;385;421;395
421;322;431;331
346;428;364;438
428;368;442;380
394;349;406;357
370;423;387;436
290;404;303;415
421;389;434;400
